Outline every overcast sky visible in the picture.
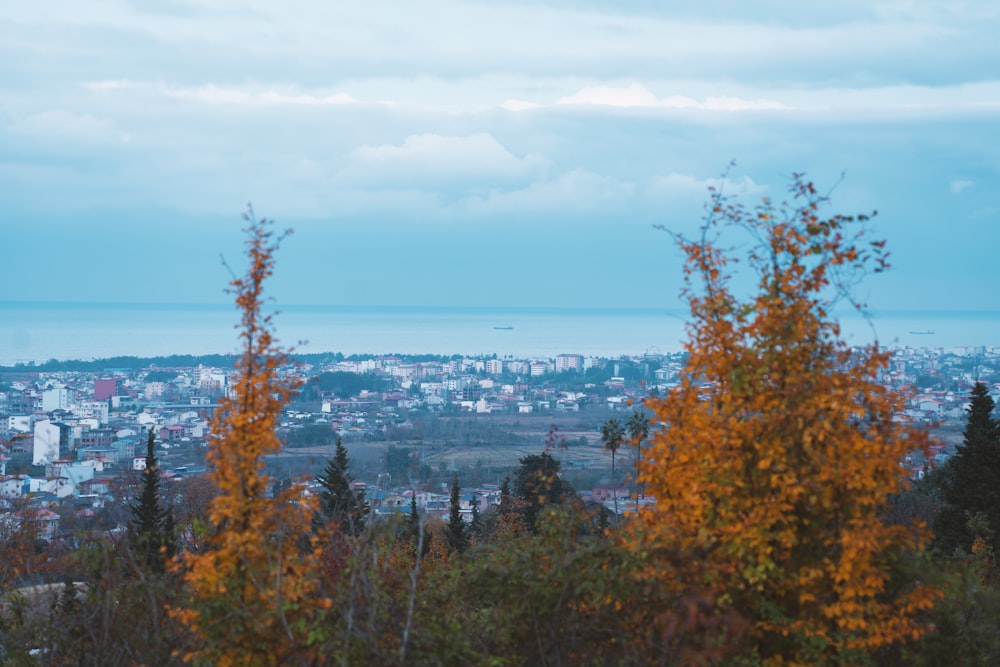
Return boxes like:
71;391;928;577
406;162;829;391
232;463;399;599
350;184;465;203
2;0;998;311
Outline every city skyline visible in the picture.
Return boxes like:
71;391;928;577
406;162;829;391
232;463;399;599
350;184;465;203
2;1;998;313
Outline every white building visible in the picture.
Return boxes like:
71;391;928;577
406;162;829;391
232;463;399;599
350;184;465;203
33;419;62;465
41;387;71;413
555;354;583;373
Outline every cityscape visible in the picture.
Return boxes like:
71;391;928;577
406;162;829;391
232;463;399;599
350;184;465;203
3;342;997;540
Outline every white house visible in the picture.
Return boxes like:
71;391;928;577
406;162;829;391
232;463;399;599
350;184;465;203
33;420;61;465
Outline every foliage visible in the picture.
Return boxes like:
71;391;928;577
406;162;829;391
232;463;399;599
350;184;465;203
315;436;368;536
282;424;339;449
170;208;322;666
600;418;626;515
883;553;1000;666
631;175;941;665
514;453;574;533
445;475;468;553
627;408;651;501
129;429;175;574
934;382;1000;558
1;537;186;666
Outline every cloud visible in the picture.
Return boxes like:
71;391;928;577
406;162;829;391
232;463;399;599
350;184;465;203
463;169;635;216
84;80;357;106
500;99;541;111
557;83;791;111
652;173;767;197
343;133;550;189
9;109;124;143
950;179;974;194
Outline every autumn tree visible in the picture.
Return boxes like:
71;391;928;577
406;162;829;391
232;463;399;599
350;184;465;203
129;429;175;574
316;436;367;536
171;208;322;666
935;382;1000;558
631;175;940;665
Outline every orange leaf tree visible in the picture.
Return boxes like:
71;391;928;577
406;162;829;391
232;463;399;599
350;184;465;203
632;175;941;665
172;208;321;666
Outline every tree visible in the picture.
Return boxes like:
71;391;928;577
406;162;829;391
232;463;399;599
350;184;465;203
935;382;1000;557
600;418;625;516
129;429;175;574
469;493;482;540
171;207;322;666
631;175;941;664
627;408;651;505
445;474;468;553
514;453;573;533
316;436;367;536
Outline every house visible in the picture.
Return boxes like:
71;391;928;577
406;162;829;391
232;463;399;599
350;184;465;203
0;474;30;498
25;508;59;541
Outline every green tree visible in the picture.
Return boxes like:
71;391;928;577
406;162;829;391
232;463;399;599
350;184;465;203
445;474;468;553
469;493;482;540
627;408;651;506
316;436;367;535
600;418;626;516
514;453;574;533
935;382;1000;557
129;429;175;574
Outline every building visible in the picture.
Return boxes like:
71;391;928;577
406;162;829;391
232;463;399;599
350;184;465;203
41;387;72;413
555;354;584;373
33;419;69;465
93;378;120;401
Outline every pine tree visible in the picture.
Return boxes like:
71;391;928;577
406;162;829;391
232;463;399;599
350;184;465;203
445;474;467;553
129;429;174;574
316;436;367;535
936;382;1000;556
514;453;572;532
469;493;482;540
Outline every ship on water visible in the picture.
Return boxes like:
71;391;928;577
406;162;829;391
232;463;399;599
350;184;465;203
493;325;514;330
909;330;935;335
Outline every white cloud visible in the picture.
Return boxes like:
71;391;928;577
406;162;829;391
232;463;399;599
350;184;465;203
500;99;541;111
464;169;635;216
84;81;357;106
950;179;974;194
652;173;767;197
9;110;125;144
557;83;790;111
344;133;550;188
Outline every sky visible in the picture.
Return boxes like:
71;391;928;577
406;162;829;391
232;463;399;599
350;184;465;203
2;0;999;312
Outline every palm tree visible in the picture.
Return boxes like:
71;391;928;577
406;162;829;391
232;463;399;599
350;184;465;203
601;418;626;516
627;409;651;508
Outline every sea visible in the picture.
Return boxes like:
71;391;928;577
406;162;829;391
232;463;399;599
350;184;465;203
1;301;998;367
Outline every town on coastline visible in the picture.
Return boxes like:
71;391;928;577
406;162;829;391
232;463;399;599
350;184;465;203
1;344;997;541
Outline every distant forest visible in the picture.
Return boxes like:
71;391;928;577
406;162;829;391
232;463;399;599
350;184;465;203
0;351;465;374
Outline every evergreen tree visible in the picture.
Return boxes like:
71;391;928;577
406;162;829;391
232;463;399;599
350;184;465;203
514;453;573;533
445;474;467;553
499;476;513;519
315;436;367;535
469;493;482;540
129;429;175;574
936;382;1000;556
